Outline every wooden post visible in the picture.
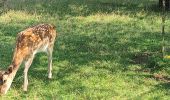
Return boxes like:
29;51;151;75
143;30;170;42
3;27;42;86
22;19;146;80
162;0;166;58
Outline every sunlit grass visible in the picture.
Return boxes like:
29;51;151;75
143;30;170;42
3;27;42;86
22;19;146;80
0;10;40;23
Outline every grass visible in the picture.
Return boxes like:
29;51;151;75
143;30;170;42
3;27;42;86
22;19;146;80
0;0;170;99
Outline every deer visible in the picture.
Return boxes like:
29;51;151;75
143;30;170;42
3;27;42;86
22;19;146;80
0;24;57;94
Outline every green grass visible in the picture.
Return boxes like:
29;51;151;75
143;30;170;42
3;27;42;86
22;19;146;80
0;0;170;99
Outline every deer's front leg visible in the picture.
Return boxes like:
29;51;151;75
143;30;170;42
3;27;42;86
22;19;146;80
47;47;53;79
23;55;34;91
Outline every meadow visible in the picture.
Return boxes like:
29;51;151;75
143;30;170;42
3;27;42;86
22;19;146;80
0;0;170;99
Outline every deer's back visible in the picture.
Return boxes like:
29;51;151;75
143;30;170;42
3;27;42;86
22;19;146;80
15;24;56;57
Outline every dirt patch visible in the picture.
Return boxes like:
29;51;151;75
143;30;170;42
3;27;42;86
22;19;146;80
153;74;170;83
130;52;152;65
129;52;162;73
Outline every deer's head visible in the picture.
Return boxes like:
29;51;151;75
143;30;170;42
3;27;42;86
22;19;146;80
0;69;13;94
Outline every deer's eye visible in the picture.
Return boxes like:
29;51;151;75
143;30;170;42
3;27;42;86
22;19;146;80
3;80;6;83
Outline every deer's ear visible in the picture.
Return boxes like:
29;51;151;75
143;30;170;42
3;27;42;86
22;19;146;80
0;71;5;85
0;79;3;85
0;74;3;85
0;71;5;75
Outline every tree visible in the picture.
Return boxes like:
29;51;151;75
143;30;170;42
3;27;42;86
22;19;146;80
159;0;170;10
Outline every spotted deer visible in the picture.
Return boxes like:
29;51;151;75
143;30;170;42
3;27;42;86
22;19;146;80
0;24;57;94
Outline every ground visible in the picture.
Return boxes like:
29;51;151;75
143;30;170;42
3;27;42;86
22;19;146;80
0;0;170;99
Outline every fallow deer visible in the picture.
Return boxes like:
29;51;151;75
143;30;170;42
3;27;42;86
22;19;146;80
0;24;57;94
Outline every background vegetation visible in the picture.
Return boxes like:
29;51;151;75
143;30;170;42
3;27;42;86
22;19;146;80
0;0;170;99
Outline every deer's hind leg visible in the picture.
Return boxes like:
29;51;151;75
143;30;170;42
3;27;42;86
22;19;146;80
23;55;34;91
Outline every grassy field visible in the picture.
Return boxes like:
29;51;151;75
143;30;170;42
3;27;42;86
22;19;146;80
0;0;170;99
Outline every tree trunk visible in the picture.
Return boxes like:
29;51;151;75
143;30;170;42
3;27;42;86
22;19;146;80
159;0;170;10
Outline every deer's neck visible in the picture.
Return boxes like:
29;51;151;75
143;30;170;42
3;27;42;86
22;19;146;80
6;48;26;77
1;43;28;94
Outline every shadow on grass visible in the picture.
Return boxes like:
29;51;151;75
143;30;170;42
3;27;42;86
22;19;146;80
132;82;170;99
0;41;14;67
17;20;161;88
125;72;170;99
0;17;163;86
